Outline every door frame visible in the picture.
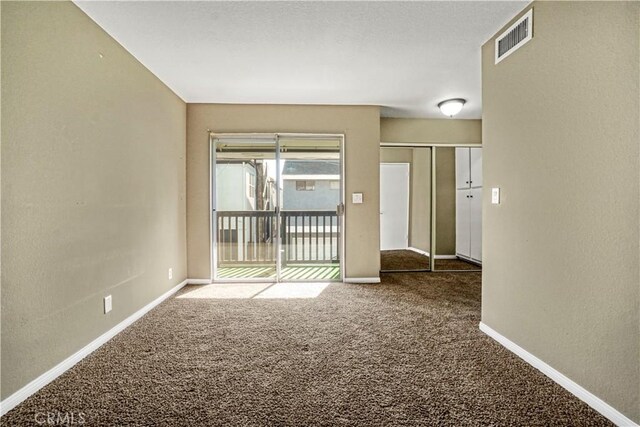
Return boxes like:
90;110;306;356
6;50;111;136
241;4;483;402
209;132;346;283
379;142;482;273
379;162;410;250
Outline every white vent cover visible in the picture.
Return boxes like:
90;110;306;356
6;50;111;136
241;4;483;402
495;9;533;64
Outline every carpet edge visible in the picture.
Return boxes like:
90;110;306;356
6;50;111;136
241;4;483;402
479;322;638;427
0;278;192;417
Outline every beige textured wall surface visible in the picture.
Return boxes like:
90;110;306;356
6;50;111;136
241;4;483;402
434;148;456;255
482;2;639;422
1;1;187;399
380;147;412;164
380;119;481;255
187;104;380;279
380;118;481;144
410;148;431;253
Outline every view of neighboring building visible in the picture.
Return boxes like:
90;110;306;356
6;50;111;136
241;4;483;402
216;160;279;211
281;160;340;210
215;160;280;263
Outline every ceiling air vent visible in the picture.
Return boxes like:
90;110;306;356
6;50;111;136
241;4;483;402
495;9;533;64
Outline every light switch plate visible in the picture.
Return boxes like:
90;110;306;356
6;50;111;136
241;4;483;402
352;193;363;204
104;295;112;314
491;187;500;205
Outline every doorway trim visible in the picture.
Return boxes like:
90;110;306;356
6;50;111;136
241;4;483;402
209;132;346;283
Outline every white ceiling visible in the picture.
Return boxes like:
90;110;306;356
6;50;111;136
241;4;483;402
75;1;526;119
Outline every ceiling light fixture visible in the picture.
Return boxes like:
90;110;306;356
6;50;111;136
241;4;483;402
438;98;466;118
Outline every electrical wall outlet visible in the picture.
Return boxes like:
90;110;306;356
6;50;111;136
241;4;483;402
168;268;173;280
104;295;112;314
352;193;363;204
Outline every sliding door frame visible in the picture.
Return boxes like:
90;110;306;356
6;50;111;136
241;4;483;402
380;142;482;273
209;132;346;283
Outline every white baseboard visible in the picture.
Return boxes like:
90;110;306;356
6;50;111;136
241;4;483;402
408;247;430;257
344;277;381;284
0;278;190;417
479;322;638;427
186;278;211;285
456;253;482;265
434;255;458;260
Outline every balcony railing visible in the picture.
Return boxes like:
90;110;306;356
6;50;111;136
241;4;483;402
216;210;339;265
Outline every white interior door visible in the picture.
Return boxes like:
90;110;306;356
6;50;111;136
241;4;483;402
469;187;482;261
456;189;471;258
455;147;471;189
470;148;483;188
380;163;409;250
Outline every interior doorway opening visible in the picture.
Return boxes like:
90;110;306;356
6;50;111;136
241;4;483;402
210;133;345;282
380;147;432;272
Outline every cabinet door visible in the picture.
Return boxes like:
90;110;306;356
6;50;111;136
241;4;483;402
470;148;483;188
455;147;470;189
469;187;482;261
456;189;470;258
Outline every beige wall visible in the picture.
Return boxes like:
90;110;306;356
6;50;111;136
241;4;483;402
380;118;481;255
434;147;456;255
1;1;187;399
380;147;412;164
381;118;481;145
482;2;639;422
410;148;431;253
187;104;380;279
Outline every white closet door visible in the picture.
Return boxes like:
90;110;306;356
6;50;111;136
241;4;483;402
456;189;470;258
470;148;483;188
469;187;482;261
455;148;470;189
380;163;410;250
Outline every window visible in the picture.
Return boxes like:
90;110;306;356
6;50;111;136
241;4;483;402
296;180;315;191
246;172;256;198
330;180;340;190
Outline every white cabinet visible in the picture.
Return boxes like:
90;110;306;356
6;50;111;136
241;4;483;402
455;190;471;257
455;147;470;189
455;148;482;263
469;188;482;261
470;148;483;188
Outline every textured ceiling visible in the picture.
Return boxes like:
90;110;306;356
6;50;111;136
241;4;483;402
75;1;527;118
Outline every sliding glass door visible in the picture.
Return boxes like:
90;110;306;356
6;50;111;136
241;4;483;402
211;134;343;282
213;137;278;280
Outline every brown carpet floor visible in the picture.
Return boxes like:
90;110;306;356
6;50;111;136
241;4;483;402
381;250;480;271
2;274;610;426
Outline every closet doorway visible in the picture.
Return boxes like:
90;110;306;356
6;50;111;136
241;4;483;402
379;144;481;273
379;147;432;272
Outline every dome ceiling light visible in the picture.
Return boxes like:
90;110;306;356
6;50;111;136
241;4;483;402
438;98;466;118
